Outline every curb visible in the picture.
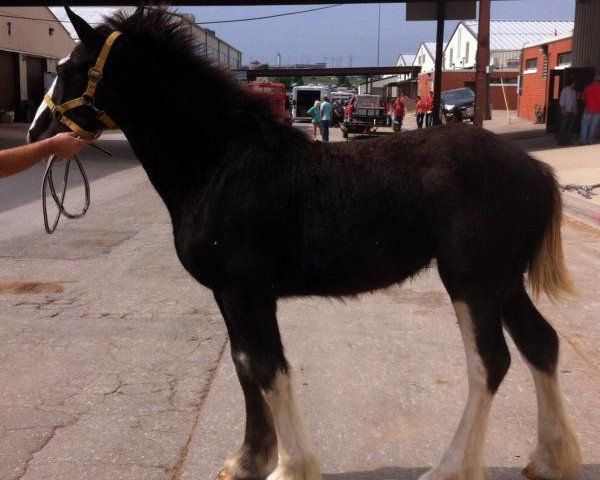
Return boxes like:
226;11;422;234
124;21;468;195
562;192;600;232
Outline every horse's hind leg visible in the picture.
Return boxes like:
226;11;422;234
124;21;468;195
502;285;580;480
214;288;321;480
420;294;511;480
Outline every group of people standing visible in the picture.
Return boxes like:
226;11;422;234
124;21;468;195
558;73;600;146
388;91;435;133
307;96;332;142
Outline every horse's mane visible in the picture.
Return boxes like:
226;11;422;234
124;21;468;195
104;7;201;67
102;7;305;147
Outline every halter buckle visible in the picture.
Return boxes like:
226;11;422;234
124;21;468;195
82;94;95;107
88;66;103;83
51;107;63;120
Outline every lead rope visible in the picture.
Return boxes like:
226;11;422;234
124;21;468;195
42;154;90;234
41;143;112;234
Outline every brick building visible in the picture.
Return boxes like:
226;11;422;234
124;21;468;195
415;20;575;112
517;34;574;123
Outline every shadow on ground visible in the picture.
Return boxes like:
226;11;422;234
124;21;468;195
323;464;600;480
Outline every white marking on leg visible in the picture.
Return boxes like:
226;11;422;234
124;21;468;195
263;370;321;480
523;366;581;480
419;301;491;480
27;77;57;143
234;351;251;373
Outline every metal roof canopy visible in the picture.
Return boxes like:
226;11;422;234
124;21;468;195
5;1;494;5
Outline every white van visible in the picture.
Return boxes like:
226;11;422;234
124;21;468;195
291;85;330;122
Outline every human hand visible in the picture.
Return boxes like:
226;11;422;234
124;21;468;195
47;132;91;159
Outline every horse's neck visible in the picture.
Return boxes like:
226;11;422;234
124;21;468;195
113;68;243;215
121;120;211;219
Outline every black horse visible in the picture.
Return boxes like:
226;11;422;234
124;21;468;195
29;7;581;480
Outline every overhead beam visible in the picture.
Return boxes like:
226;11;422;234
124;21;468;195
240;66;420;80
8;0;495;5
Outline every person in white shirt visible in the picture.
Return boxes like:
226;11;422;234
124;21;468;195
558;78;578;146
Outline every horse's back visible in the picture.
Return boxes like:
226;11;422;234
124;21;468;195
176;124;557;297
276;125;556;296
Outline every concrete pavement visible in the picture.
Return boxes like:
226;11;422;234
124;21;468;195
1;122;600;480
483;111;600;230
0;131;228;479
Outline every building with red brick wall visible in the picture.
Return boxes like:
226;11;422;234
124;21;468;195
517;34;573;122
418;70;518;110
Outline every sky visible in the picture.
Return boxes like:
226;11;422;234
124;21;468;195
181;0;575;67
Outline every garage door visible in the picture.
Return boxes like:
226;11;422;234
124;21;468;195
26;56;46;107
0;51;18;111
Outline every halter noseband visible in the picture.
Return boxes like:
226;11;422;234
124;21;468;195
44;31;122;139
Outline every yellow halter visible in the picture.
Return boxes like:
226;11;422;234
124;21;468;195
44;31;122;139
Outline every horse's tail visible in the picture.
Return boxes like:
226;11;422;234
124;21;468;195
527;176;575;301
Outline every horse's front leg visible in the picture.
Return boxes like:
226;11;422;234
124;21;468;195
214;288;321;480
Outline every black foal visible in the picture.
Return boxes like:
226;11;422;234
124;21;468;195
28;7;581;480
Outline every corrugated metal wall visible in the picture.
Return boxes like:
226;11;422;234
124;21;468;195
490;50;521;69
573;0;600;72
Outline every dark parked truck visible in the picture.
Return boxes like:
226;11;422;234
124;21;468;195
291;85;330;122
340;94;387;139
441;87;475;122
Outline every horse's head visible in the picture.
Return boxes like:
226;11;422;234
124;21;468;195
28;7;128;143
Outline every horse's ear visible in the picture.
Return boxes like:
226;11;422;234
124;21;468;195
134;3;146;17
65;6;102;49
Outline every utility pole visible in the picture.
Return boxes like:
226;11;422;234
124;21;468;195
432;1;445;125
377;3;381;67
474;0;491;127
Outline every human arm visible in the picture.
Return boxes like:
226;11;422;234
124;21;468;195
559;89;566;114
0;133;90;179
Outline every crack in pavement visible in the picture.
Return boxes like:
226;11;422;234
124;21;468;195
170;336;229;480
15;414;80;480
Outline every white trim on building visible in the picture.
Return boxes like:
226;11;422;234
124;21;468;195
413;42;446;73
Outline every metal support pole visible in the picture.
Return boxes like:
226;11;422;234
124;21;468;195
432;1;445;126
474;0;491;127
377;3;381;67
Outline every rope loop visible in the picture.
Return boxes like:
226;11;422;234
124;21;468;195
42;154;90;234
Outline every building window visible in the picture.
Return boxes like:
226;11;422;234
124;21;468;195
506;58;520;69
524;58;538;74
557;51;572;67
449;48;454;68
7;22;11;36
465;42;470;63
49;27;55;36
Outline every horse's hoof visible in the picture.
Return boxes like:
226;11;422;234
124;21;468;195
522;465;547;480
522;459;579;480
217;468;237;480
522;466;539;480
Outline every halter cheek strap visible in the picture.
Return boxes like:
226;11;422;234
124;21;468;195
44;31;122;139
